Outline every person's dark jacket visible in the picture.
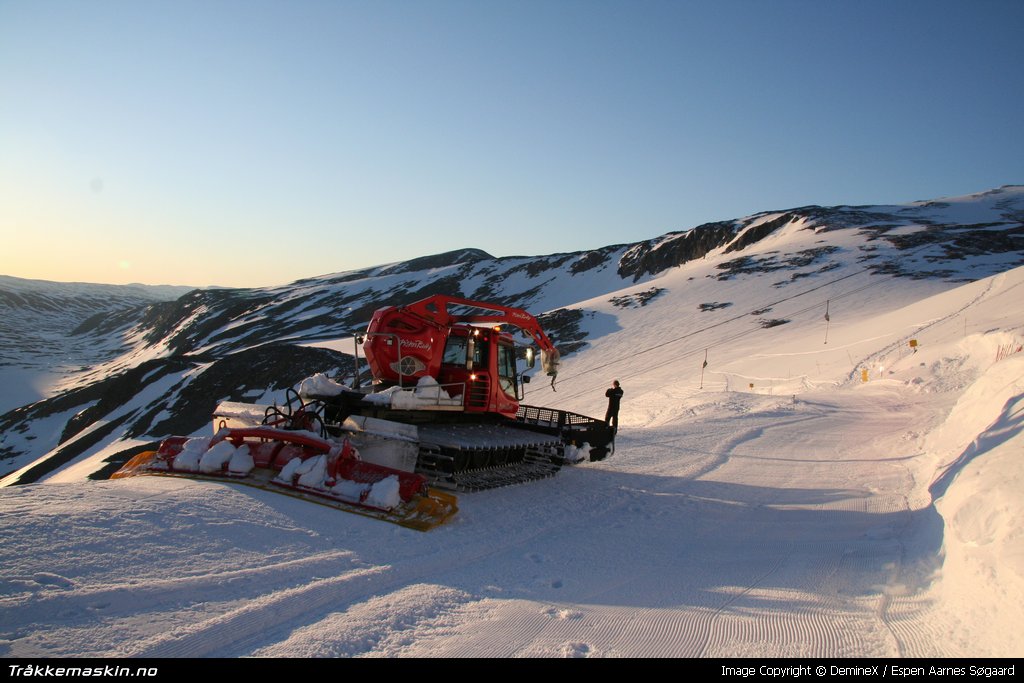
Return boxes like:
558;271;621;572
605;386;623;411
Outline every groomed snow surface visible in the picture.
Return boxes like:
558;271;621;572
2;266;1023;657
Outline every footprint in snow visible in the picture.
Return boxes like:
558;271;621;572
559;642;592;658
542;606;583;620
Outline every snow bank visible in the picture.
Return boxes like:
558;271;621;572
926;354;1024;655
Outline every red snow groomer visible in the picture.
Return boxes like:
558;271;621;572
361;294;562;417
113;295;613;530
320;295;616;490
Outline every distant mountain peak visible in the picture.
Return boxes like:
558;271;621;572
376;248;494;276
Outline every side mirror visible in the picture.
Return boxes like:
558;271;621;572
522;375;531;384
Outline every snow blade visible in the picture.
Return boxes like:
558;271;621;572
112;427;458;532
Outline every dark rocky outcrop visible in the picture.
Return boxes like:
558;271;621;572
570;246;623;275
618;221;738;281
610;287;666;309
535;308;589;356
376;248;493;276
724;213;799;254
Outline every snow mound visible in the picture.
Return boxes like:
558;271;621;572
172;437;212;472
363;376;462;409
365;475;402;510
563;442;590;464
198;440;236;474
925;354;1024;655
298;373;348;399
295;455;328;489
331;479;370;502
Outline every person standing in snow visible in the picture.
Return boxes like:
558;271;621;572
604;380;623;433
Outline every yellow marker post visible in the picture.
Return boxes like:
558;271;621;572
861;369;869;382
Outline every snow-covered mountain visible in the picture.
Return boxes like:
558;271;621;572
1;187;1022;483
1;186;1022;657
0;276;193;414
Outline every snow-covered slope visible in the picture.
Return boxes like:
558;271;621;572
3;186;1022;482
0;276;193;414
0;186;1022;656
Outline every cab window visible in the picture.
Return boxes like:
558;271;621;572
497;343;516;396
443;336;468;365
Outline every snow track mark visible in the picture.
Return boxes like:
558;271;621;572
130;565;392;657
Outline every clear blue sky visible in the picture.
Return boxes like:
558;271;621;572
1;0;1021;287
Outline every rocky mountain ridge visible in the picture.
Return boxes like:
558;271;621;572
1;185;1022;483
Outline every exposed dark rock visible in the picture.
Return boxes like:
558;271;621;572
867;223;1024;278
500;282;551;310
470;279;500;301
138;288;275;354
724;213;798;254
0;355;190;456
932;225;1024;261
291;269;375;286
143;345;353;438
699;302;732;312
0;344;352;476
570;246;621;275
403;273;467;302
89;442;162;481
503;254;574;278
716;246;840;281
71;305;150;337
618;221;738;281
793;205;915;231
866;262;963;280
610;287;666;309
775;260;842;287
377;248;493;276
535;308;588;356
759;319;790;328
59;358;195;444
6;414;132;485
